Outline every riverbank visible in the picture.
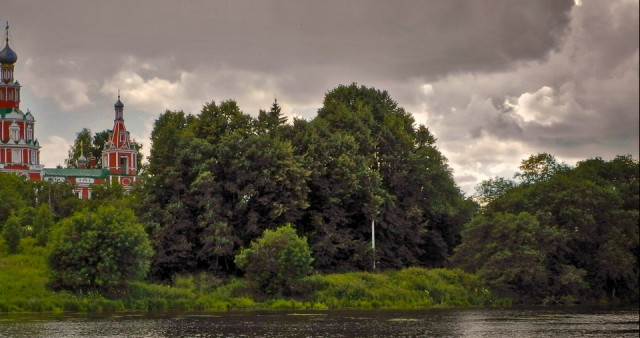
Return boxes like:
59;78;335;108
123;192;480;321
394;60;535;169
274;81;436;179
0;238;506;313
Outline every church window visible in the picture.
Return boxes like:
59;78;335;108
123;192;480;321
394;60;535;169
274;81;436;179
27;126;33;140
12;149;21;163
9;123;20;141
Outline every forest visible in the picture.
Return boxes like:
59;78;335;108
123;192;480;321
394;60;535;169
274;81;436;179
1;84;638;309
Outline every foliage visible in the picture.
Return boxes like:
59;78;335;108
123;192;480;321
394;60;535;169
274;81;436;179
0;241;493;312
0;174;30;222
453;212;584;303
141;85;473;279
48;204;153;292
32;204;54;246
456;154;639;304
2;214;22;253
305;267;497;308
143;103;310;280
515;153;569;184
235;224;314;296
291;84;475;271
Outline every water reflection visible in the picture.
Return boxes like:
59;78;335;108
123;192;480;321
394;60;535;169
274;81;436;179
0;307;637;337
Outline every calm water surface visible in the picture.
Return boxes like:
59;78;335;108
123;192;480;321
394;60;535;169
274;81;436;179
0;307;638;337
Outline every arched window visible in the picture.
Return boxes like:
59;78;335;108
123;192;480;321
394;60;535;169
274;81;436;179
12;149;21;163
9;122;20;141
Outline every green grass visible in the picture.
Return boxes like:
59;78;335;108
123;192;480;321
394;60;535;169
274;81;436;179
303;267;502;309
0;238;506;313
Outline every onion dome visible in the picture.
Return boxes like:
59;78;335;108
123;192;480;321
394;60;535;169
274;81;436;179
77;154;88;168
0;22;17;64
114;95;124;109
0;42;17;64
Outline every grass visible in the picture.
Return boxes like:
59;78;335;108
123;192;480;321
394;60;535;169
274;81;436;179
0;237;506;313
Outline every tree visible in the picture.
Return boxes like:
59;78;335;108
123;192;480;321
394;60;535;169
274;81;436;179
256;99;287;135
306;83;473;270
235;224;313;296
474;177;517;206
48;204;153;292
66;128;94;168
32;204;54;246
452;212;584;303
2;214;22;254
515;153;568;184
0;174;30;222
462;154;639;303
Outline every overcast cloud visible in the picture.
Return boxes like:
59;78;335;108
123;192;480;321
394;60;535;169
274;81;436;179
3;0;638;195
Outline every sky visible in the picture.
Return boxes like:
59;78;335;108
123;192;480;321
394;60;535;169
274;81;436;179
3;0;638;195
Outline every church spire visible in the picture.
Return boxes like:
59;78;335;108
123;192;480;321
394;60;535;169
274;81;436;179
0;22;17;66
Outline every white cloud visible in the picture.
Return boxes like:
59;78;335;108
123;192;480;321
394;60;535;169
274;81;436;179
39;135;71;168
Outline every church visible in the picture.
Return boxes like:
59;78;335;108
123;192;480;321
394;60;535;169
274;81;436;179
0;24;140;199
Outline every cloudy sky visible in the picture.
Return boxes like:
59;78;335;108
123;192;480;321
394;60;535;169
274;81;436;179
3;0;638;195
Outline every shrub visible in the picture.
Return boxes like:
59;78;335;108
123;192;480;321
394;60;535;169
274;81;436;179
48;204;153;292
235;224;313;296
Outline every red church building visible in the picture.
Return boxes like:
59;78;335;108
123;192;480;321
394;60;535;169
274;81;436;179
0;23;43;180
1;23;140;199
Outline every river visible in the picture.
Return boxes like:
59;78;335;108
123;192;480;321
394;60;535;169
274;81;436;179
0;307;638;337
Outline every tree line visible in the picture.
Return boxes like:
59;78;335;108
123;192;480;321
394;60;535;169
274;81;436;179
1;83;637;304
455;153;639;304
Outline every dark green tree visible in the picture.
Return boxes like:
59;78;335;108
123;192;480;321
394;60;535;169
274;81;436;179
2;214;22;254
32;204;54;246
459;154;639;303
256;99;287;135
515;153;569;184
453;212;585;303
0;174;30;222
474;177;517;206
145;102;309;280
304;83;474;270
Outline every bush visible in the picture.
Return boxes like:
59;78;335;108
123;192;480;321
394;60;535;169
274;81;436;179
235;224;313;296
48;204;153;292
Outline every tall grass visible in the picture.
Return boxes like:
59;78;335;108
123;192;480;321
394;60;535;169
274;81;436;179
304;267;501;309
1;238;505;313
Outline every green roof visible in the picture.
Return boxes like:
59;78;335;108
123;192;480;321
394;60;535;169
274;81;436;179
0;107;22;118
43;168;111;178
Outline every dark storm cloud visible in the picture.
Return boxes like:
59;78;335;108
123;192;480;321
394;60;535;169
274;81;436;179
6;0;574;78
2;0;637;195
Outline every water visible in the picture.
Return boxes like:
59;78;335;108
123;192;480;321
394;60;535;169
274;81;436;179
0;307;637;337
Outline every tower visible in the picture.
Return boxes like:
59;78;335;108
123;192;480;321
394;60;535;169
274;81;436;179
0;22;42;179
102;94;137;178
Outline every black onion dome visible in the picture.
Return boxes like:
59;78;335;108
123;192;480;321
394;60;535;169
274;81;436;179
114;98;124;109
0;43;17;64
